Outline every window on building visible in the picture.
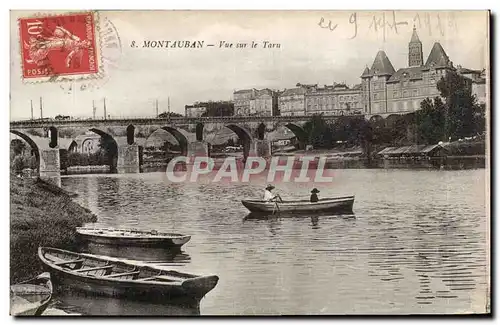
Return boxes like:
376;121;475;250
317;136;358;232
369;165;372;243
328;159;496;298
374;93;378;100
403;90;408;97
413;89;418;97
393;91;399;98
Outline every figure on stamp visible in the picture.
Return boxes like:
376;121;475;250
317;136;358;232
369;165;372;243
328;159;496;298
24;26;91;68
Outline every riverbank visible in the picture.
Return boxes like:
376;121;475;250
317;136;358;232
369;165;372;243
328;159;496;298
10;175;97;284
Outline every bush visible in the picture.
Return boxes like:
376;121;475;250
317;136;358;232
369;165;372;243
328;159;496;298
66;151;108;167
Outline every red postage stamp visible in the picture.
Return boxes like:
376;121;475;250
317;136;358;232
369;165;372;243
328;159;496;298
19;12;100;81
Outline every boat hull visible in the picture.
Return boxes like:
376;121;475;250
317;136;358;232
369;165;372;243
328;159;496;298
10;273;52;316
49;269;216;303
76;228;191;248
241;196;354;215
38;247;218;304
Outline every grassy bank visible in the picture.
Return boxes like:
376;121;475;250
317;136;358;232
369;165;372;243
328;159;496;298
10;176;97;284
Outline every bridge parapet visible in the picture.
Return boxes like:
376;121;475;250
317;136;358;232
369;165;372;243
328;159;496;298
9;113;366;128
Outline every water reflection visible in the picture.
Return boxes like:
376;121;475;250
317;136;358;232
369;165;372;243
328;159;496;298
243;212;357;220
310;216;319;229
59;170;488;314
52;291;200;316
79;243;191;265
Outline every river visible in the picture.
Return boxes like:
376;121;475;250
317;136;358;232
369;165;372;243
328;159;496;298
51;168;488;315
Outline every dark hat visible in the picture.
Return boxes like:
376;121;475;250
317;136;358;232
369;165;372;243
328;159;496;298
266;184;275;190
311;188;320;193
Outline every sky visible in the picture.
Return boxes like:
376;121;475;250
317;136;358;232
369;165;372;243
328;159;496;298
10;10;489;120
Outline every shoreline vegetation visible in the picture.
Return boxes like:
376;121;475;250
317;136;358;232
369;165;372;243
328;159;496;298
10;175;97;284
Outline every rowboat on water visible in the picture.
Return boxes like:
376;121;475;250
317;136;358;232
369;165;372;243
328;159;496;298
76;227;191;248
10;272;53;316
38;247;219;303
241;195;355;215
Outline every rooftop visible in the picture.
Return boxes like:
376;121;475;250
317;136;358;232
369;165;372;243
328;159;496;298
377;144;446;155
387;66;424;83
233;88;255;94
410;27;421;43
425;42;451;68
370;50;396;76
281;87;307;97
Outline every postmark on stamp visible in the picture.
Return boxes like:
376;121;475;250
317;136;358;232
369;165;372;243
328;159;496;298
18;12;101;82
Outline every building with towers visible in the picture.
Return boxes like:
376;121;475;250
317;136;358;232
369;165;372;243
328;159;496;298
360;26;485;116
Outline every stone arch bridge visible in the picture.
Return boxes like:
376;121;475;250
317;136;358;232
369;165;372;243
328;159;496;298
10;114;376;176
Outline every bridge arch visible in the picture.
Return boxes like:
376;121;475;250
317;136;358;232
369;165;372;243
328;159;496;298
369;115;385;124
89;128;118;172
283;123;308;149
385;114;402;128
161;126;189;156
10;130;40;172
225;124;253;160
68;140;78;152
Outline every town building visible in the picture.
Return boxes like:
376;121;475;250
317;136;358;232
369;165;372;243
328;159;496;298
233;88;279;116
304;83;363;116
278;85;308;116
185;101;234;117
254;89;278;116
457;66;487;105
185;103;207;117
233;89;256;116
360;27;486;115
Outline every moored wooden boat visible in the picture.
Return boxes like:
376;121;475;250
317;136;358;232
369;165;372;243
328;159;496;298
76;227;191;248
241;195;355;215
10;272;53;316
38;247;218;303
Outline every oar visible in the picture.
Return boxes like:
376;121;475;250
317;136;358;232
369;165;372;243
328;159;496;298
272;200;280;215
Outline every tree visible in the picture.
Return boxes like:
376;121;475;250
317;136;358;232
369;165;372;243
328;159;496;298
11;139;26;156
160;141;181;153
158;112;183;118
437;70;485;140
303;115;333;149
98;136;117;167
414;97;446;144
11;156;24;174
200;102;235;117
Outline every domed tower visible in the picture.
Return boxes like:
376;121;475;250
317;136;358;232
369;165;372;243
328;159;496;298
408;26;423;67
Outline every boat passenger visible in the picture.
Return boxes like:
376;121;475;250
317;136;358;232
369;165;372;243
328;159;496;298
263;185;282;202
310;188;320;203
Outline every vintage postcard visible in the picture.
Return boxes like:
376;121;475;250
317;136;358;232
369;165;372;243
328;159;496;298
9;10;490;316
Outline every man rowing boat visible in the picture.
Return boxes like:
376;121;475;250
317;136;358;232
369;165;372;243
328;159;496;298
263;184;283;203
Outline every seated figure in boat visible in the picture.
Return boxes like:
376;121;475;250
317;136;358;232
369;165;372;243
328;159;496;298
310;188;320;203
263;185;282;202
